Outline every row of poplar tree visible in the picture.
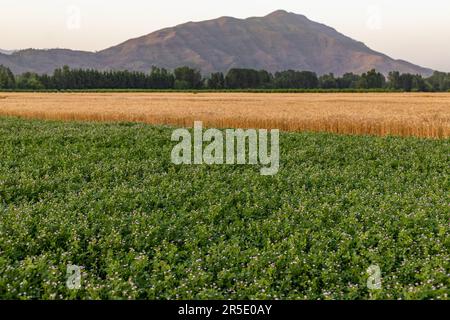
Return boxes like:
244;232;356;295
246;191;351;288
1;65;450;91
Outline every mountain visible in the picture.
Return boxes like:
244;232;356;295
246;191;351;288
0;49;14;55
0;10;433;76
0;49;99;74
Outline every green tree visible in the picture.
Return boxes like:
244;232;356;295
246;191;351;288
337;73;361;89
17;72;44;90
359;69;385;89
387;71;401;90
207;72;225;89
399;73;414;92
319;73;337;89
174;66;202;89
149;66;175;89
0;65;16;89
257;70;273;88
411;75;428;92
225;68;274;89
426;71;450;91
273;70;318;89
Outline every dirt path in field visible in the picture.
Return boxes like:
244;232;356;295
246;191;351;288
0;92;449;138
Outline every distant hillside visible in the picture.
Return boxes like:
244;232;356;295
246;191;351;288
0;10;433;76
0;49;14;55
0;49;100;74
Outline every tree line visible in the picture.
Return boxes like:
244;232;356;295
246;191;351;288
1;64;450;91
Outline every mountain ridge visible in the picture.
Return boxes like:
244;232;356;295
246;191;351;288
0;49;15;55
0;10;433;76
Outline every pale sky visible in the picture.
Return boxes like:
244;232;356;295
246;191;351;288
1;0;449;71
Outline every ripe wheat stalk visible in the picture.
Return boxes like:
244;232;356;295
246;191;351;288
0;92;449;138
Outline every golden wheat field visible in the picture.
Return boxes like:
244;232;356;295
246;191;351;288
0;92;449;138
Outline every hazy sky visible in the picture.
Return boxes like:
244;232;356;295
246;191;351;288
1;0;449;71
